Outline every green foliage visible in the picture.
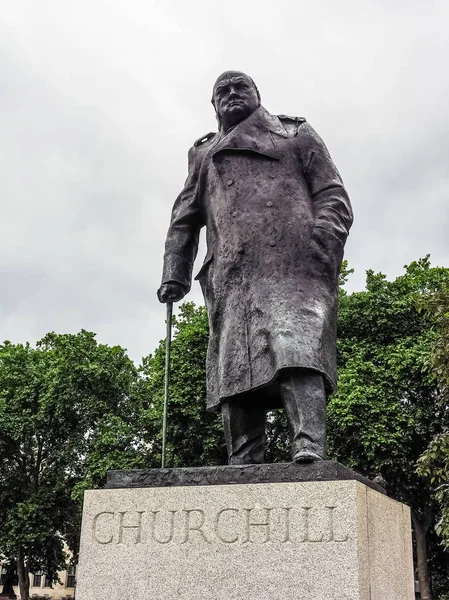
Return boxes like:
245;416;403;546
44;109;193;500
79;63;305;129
328;257;449;596
329;258;449;494
418;434;449;545
0;330;146;592
416;283;449;551
419;282;449;392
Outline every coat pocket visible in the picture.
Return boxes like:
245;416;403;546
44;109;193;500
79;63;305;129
194;253;214;281
308;227;344;281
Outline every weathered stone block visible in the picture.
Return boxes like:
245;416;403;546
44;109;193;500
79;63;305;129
77;474;414;599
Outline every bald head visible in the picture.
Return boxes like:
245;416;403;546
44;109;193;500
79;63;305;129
212;71;261;131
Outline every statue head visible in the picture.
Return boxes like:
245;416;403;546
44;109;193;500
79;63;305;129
212;71;261;132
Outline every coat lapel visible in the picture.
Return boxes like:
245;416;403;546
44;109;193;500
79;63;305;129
211;107;288;161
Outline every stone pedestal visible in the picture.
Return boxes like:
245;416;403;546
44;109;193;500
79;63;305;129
76;462;414;600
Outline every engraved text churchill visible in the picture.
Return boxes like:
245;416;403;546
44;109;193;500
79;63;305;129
92;504;349;546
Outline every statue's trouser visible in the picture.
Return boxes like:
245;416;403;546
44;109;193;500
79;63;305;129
221;369;327;464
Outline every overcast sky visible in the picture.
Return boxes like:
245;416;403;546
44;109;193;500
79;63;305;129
1;0;448;363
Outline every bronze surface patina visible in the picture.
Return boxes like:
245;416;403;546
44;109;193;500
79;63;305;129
158;71;353;465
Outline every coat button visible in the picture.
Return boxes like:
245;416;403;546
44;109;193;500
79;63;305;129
266;201;273;207
269;240;276;247
227;179;234;186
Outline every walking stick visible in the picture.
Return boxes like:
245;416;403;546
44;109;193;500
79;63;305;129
161;301;173;468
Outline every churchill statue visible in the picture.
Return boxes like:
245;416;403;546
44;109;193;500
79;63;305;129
158;71;353;465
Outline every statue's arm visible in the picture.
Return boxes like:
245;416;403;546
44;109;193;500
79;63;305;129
298;122;353;244
159;147;204;296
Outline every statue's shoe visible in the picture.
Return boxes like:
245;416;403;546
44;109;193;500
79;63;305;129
292;450;324;463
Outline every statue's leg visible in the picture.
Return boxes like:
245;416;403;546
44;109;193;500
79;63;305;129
280;369;327;463
221;399;267;465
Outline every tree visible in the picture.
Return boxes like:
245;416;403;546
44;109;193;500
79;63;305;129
0;331;146;600
0;556;17;596
417;284;449;559
328;257;449;599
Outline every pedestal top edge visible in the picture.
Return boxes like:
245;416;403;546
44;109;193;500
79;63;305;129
105;461;386;495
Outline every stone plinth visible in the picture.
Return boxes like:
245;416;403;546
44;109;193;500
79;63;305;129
76;463;414;600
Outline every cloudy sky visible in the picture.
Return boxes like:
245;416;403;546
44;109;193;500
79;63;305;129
1;0;448;363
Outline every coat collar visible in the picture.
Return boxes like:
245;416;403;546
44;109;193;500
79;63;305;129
211;106;288;161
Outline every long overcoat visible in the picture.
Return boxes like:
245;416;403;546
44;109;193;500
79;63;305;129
161;106;353;412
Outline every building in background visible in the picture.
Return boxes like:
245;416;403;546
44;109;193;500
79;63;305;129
0;563;76;599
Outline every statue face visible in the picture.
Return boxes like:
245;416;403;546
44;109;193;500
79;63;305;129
213;73;259;131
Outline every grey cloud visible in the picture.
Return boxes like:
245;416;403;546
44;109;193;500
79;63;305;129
0;0;448;361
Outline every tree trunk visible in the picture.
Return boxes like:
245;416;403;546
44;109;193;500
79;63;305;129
412;511;432;600
1;560;17;596
16;547;29;600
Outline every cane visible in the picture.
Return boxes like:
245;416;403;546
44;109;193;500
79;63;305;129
161;301;173;468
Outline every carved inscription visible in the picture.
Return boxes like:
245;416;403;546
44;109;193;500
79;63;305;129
117;511;145;544
149;510;177;544
91;504;349;546
92;512;114;545
215;508;239;543
181;509;210;543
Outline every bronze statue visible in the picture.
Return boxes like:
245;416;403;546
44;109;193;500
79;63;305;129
158;71;353;465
